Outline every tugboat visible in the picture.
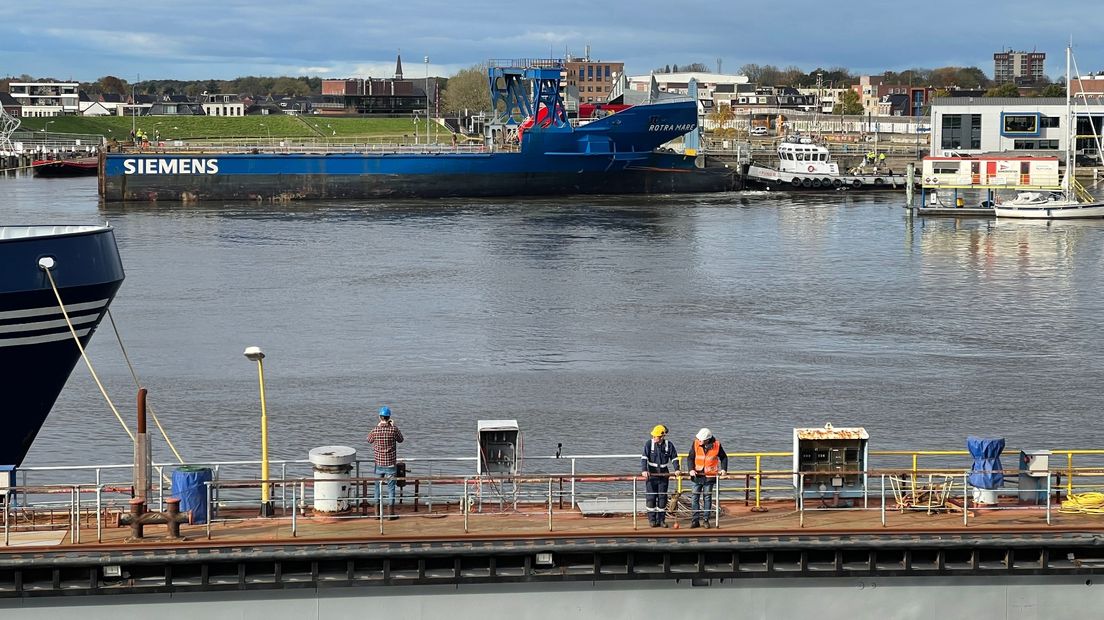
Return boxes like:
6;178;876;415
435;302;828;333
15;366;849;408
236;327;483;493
99;60;740;202
745;135;908;190
0;225;125;466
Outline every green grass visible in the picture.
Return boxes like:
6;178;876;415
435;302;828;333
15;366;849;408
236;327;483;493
16;115;439;140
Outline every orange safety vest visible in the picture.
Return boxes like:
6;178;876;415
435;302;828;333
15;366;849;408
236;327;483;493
692;439;721;475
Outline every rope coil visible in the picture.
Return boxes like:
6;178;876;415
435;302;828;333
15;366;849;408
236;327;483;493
1059;492;1104;514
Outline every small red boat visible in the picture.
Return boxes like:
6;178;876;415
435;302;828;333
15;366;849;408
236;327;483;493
32;157;98;177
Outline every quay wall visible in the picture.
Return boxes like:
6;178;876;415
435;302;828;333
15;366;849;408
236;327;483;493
1;576;1098;619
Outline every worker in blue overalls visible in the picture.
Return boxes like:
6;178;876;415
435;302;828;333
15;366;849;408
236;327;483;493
640;424;680;528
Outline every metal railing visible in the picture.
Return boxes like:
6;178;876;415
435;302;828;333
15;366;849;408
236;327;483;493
4;460;1100;546
14;448;1104;512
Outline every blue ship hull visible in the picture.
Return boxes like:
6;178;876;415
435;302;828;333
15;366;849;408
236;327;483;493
0;226;125;466
99;100;739;201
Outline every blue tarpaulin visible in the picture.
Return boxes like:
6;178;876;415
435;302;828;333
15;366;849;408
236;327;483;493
967;437;1005;490
172;466;213;524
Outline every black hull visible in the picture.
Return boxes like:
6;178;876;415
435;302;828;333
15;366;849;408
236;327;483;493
744;178;906;192
101;166;740;201
0;227;125;465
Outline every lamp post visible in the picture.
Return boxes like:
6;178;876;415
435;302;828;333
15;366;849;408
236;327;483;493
243;346;272;517
424;56;430;145
131;74;139;138
259;122;270;144
43;120;54;147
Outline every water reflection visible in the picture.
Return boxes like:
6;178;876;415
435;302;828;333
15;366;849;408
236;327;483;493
2;178;1103;466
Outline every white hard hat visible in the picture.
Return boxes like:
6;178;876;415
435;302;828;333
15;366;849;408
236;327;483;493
696;428;713;442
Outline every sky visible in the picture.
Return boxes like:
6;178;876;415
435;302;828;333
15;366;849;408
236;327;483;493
1;0;1101;84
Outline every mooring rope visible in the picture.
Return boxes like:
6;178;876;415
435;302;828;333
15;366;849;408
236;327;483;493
107;309;185;464
42;264;134;442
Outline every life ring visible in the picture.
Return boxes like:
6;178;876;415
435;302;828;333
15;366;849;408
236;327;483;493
791;177;802;187
851;179;862;189
832;179;843;188
807;165;815;173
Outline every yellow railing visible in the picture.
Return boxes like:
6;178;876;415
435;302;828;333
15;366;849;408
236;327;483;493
683;448;1104;507
1072;177;1095;203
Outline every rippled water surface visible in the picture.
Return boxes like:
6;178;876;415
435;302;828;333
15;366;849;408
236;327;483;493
6;173;1104;467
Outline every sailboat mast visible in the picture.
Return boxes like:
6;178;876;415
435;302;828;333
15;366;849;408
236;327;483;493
1065;44;1072;196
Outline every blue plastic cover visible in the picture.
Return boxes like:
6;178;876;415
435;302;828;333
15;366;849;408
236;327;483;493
967;437;1005;490
171;467;213;524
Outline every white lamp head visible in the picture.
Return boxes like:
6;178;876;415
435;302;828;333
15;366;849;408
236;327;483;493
243;346;265;361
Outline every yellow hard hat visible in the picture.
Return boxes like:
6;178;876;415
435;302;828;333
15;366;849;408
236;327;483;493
651;424;667;437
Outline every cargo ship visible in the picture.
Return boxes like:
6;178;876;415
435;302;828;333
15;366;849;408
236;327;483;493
98;62;740;202
0;225;125;466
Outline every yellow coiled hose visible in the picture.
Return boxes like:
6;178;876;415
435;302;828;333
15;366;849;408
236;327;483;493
1059;492;1104;514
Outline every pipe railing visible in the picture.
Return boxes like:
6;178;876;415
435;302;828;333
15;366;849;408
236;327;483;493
4;466;1101;547
16;449;1104;515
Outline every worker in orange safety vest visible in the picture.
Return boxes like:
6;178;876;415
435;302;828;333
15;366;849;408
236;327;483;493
687;428;728;528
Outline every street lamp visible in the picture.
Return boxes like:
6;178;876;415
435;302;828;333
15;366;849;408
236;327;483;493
42;120;54;145
259;122;270;144
243;346;273;517
424;55;431;144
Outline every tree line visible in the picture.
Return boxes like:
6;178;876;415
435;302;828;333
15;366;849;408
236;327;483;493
2;62;1069;119
1;74;320;98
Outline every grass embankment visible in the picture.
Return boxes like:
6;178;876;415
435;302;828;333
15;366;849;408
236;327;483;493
17;115;440;141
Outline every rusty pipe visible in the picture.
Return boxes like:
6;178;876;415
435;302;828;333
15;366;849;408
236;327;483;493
137;388;147;435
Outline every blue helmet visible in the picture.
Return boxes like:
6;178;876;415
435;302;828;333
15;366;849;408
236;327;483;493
378;406;392;418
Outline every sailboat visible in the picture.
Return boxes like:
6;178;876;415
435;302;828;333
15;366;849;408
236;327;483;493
994;45;1104;219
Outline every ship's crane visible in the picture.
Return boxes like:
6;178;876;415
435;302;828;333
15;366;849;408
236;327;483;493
486;60;570;146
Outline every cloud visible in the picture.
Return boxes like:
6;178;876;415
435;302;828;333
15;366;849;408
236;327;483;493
2;0;1103;82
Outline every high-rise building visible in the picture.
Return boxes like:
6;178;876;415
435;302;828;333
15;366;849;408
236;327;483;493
993;49;1046;85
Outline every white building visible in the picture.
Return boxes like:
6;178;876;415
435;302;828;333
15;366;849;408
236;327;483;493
929;97;1104;160
202;93;245;117
8;82;79;117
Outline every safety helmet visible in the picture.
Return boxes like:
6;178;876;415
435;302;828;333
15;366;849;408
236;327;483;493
696;428;713;442
379;406;392;418
650;424;667;437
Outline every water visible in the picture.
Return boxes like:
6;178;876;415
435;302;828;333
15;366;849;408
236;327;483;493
6;173;1104;469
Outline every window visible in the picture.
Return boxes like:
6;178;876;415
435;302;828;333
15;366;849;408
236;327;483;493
587;66;593;79
941;114;982;150
1002;113;1040;135
932;162;959;174
1041;116;1060;128
1012;140;1058;150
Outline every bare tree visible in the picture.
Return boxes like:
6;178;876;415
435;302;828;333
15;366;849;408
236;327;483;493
442;65;489;115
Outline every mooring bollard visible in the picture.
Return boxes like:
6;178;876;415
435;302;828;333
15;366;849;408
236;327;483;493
120;496;190;541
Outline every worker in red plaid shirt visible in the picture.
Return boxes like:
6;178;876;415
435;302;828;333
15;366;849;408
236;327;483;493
367;406;404;518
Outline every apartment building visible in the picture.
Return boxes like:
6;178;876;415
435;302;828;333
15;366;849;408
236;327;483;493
8;81;79;117
994;49;1046;85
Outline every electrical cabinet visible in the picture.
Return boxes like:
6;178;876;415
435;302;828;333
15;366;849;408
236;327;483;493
477;420;521;476
793;423;868;500
0;465;13;503
1018;449;1052;504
